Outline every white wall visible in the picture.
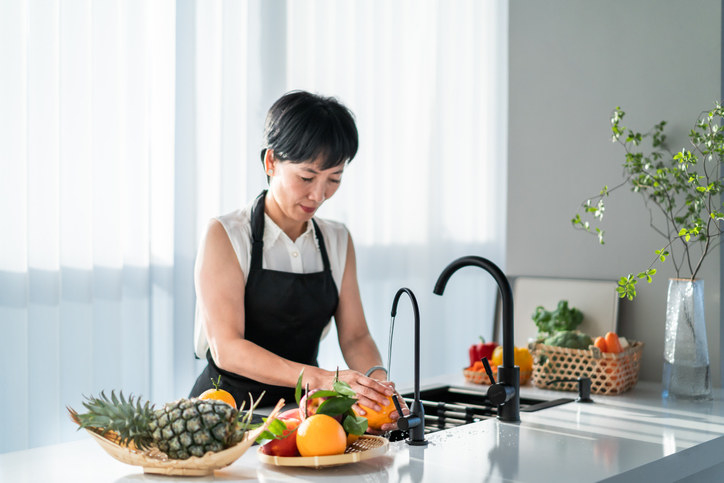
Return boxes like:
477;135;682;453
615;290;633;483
507;0;722;384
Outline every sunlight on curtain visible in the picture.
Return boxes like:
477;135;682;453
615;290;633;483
0;0;507;454
0;0;175;453
284;0;509;387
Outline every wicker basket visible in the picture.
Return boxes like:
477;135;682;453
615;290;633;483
531;341;644;395
463;368;532;385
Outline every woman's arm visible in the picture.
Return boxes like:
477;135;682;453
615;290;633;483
197;220;336;390
334;234;405;421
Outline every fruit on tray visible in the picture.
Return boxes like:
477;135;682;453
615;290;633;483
257;369;369;456
71;391;258;459
353;394;396;430
296;414;347;457
199;376;237;408
299;388;342;422
259;412;301;457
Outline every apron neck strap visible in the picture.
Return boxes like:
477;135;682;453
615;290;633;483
250;190;332;273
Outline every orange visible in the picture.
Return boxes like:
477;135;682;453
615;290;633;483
346;433;360;446
295;414;347;457
199;388;237;409
353;395;396;430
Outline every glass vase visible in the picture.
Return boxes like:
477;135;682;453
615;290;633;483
662;278;711;400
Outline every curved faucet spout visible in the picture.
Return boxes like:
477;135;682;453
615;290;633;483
390;288;427;445
391;288;422;400
433;256;520;422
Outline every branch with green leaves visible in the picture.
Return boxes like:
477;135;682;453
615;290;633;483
572;103;724;299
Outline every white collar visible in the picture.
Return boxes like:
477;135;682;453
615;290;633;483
262;213;315;245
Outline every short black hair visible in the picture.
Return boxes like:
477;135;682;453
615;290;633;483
260;91;359;170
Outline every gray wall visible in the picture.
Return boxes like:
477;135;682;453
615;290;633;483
508;0;722;384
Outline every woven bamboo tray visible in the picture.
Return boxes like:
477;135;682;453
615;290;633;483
257;434;388;468
531;341;644;395
69;399;284;476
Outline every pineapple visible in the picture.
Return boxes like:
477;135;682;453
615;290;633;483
72;391;257;460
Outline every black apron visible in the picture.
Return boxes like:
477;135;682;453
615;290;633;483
190;190;340;408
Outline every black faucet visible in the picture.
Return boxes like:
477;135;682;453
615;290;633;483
433;256;520;422
390;288;428;446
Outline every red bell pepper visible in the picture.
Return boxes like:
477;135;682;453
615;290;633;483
468;337;498;367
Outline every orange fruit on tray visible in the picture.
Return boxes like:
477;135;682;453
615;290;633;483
198;376;237;408
354;395;396;430
296;414;347;457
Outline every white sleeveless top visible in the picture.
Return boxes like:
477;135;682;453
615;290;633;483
193;199;349;358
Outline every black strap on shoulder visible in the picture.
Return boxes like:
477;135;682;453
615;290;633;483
249;190;266;271
250;189;332;273
312;218;332;272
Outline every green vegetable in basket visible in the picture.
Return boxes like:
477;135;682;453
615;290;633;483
543;330;593;350
532;300;583;336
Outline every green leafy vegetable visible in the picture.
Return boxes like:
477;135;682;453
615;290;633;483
543;330;593;349
532;300;583;336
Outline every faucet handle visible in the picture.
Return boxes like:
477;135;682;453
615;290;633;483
391;395;422;433
481;357;496;385
391;394;404;417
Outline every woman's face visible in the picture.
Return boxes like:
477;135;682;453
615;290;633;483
266;152;344;227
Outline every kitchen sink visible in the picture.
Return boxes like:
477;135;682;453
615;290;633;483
388;385;573;440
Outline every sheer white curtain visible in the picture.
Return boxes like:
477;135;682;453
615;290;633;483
0;0;175;452
187;0;508;389
284;0;509;387
1;0;506;453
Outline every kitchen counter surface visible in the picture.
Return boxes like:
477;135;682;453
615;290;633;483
3;376;724;482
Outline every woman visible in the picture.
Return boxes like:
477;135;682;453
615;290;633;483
190;91;402;432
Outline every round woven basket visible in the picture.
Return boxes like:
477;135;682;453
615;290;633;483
463;368;532;385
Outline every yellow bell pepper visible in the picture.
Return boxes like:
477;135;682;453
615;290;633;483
490;345;533;372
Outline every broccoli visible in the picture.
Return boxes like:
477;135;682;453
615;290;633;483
532;300;583;336
543;330;593;349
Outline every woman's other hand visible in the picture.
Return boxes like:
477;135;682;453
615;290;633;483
336;376;410;434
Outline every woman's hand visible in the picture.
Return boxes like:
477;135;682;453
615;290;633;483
333;376;410;435
324;369;392;410
364;384;411;434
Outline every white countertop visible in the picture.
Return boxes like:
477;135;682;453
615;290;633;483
3;376;724;482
